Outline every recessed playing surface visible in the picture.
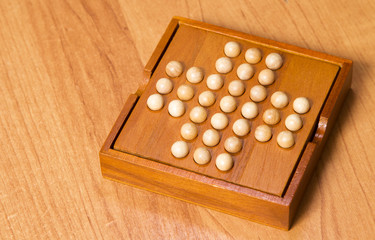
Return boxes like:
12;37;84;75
113;23;339;196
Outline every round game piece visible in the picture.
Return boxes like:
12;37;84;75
171;141;189;158
215;153;234;171
271;91;289;109
224;136;242;153
198;91;216;107
147;94;164;111
232;119;251;137
166;61;183;78
265;53;283;70
193;147;211;165
180;123;198;140
202;129;220;147
277;130;295;149
168;100;185;117
156;78;173;94
254;124;272;142
293;97;310;114
220;95;237;113
250;85;267;102
215;57;233;74
177;84;194;101
258;69;275;86
211;113;229;130
245;48;262;64
189;106;207;123
241;102;258;119
285;114;303;131
236;63;254;80
224;41;241;58
186;66;204;83
262;108;281;125
206;74;224;90
228;80;245;97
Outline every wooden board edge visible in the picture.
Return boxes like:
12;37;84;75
313;61;352;143
100;151;291;230
283;142;318;227
143;18;180;79
283;62;352;227
105;147;286;205
136;18;179;96
100;94;139;152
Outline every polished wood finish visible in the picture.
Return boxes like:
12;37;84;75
1;0;374;238
101;17;351;229
113;20;340;197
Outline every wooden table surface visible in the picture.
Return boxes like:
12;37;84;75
1;0;374;239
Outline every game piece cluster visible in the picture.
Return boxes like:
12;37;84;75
146;41;311;172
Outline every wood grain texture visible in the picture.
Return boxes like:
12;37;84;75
0;0;374;239
113;20;341;197
102;17;351;229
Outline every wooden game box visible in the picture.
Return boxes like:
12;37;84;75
99;17;352;229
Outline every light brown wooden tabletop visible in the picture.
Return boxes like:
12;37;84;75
1;0;374;239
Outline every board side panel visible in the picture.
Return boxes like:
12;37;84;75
100;152;290;229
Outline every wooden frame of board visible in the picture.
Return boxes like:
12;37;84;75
99;17;352;230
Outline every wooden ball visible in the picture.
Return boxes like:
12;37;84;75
241;102;258;119
224;136;242;153
198;91;216;107
265;53;283;70
156;78;173;94
236;63;254;80
215;153;233;171
262;108;280;125
250;85;267;102
171;141;189;158
228;80;245;97
177;84;194;101
180;123;198;140
147;94;164;111
245;48;262;64
254;125;272;142
186;66;204;83
285;114;303;131
271;91;289;109
258;69;275;86
193;147;211;165
206;74;224;90
277;131;295;149
166;61;183;77
190;106;207;123
211;113;229;130
202;129;220;147
220;95;237;113
232;119;251;136
293;97;310;114
224;41;241;57
215;57;233;74
168;100;185;117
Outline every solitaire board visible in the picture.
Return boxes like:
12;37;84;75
100;17;352;229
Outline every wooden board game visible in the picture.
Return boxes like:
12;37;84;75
100;17;352;229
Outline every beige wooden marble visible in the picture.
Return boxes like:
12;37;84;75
0;0;374;239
